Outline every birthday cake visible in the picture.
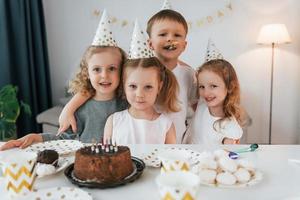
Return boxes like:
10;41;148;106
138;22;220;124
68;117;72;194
73;144;134;183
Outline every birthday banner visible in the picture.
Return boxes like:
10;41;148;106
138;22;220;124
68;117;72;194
92;1;233;29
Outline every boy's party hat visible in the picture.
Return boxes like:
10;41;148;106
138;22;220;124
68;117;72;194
205;39;223;62
92;9;117;46
128;20;154;59
161;0;172;10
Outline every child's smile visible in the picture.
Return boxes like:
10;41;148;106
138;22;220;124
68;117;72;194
148;19;187;61
99;81;112;88
198;70;228;111
204;96;216;103
87;50;121;100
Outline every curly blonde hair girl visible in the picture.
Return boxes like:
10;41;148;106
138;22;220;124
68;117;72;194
69;46;126;98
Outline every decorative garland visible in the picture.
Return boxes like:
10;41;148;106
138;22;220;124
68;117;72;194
92;1;233;29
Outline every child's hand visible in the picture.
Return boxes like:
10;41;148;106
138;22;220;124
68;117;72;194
57;92;91;135
58;112;77;134
0;134;43;151
0;140;23;151
223;138;240;145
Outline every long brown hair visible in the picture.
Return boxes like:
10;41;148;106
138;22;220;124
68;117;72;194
123;57;180;113
197;59;243;126
69;45;126;98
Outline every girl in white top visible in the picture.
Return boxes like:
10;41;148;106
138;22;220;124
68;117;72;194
104;57;180;144
183;59;244;146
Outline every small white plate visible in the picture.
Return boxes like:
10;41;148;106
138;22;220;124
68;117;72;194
18;187;92;200
37;157;71;178
142;147;203;168
25;140;83;155
200;170;263;188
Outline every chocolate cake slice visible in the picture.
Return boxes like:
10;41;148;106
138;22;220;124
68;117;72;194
37;149;59;167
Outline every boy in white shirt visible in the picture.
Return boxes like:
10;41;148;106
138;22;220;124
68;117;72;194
147;9;197;143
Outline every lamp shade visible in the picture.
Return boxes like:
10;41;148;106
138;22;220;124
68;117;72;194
257;24;291;44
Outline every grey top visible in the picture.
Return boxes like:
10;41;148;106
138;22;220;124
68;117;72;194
42;98;128;143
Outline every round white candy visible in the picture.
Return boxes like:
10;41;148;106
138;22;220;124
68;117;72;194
216;172;237;185
234;168;251;183
199;169;217;184
213;149;228;160
198;157;218;170
219;157;238;173
238;159;255;171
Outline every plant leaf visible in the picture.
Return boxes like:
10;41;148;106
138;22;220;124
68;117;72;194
0;84;31;139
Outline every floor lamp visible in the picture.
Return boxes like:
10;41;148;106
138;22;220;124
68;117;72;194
257;24;291;144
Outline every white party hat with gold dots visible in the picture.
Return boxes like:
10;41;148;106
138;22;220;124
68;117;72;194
92;9;117;46
128;20;154;59
161;0;172;10
205;39;223;62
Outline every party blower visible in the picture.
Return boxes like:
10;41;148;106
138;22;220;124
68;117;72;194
227;144;259;159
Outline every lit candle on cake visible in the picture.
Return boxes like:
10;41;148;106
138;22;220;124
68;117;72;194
105;145;109;153
105;139;109;153
100;137;105;151
95;142;100;153
109;139;114;152
113;141;118;153
91;138;96;152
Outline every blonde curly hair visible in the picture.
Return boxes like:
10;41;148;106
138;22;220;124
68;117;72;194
69;46;127;98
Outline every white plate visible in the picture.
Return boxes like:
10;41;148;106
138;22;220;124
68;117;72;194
0;157;73;178
25;140;83;155
200;170;263;188
37;157;72;178
142;147;203;167
17;187;92;200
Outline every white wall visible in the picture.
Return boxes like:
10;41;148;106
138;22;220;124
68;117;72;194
43;0;300;144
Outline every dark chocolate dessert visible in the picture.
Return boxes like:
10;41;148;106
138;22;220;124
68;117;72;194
74;145;133;183
37;149;59;167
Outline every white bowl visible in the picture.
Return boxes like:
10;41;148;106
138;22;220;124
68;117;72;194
158;149;193;173
156;171;200;200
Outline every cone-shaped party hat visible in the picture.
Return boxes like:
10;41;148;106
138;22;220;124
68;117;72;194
92;10;117;46
161;0;172;10
205;39;223;62
128;20;154;59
